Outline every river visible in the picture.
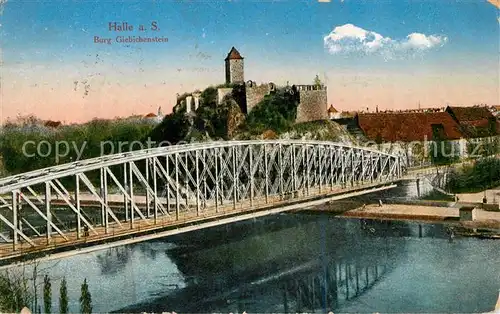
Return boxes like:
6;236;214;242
6;212;499;313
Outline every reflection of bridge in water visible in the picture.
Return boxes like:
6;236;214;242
233;225;397;313
281;254;392;312
116;215;405;313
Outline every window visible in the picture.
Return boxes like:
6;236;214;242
431;123;445;140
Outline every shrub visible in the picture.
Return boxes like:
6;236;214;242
447;157;500;193
0;118;155;175
244;87;299;134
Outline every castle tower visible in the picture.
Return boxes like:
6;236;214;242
225;47;244;84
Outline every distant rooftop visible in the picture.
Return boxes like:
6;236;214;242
358;111;464;142
446;106;500;137
327;105;338;113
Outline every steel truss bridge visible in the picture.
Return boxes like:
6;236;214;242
0;140;405;263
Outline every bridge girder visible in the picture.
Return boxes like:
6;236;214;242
0;140;405;258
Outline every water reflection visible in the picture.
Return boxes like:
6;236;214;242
117;215;407;313
96;246;132;275
7;213;499;313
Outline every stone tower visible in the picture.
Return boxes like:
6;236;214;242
225;47;244;84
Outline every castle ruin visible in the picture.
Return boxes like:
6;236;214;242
219;47;328;122
184;91;201;114
180;47;328;123
293;84;328;123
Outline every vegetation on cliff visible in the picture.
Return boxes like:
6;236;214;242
241;87;299;134
149;83;351;144
149;84;245;143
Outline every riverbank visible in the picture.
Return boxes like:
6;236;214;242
337;203;500;237
456;186;500;203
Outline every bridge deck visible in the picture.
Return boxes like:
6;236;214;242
0;182;396;264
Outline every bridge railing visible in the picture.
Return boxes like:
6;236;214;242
0;140;404;257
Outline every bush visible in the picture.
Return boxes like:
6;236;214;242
0;119;155;175
447;157;500;193
243;87;299;134
0;270;32;313
149;111;190;144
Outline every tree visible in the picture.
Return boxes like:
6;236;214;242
59;277;68;314
313;74;322;87
43;275;51;314
31;261;39;314
149;111;190;144
244;87;300;134
79;278;92;314
446;157;500;193
0;269;33;313
200;86;218;108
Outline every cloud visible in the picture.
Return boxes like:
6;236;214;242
323;24;447;59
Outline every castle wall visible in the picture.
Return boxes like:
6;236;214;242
186;95;193;113
245;83;272;113
217;88;234;105
296;88;328;123
193;92;201;111
225;61;231;85
226;59;244;84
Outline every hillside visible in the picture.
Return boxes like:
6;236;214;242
150;84;356;145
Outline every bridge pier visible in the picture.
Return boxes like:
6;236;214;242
129;162;135;229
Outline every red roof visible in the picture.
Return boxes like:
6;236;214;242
327;105;338;113
358;112;464;142
447;106;493;121
446;106;499;137
225;47;244;61
144;113;157;118
44;120;62;128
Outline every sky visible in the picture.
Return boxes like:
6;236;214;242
0;0;499;123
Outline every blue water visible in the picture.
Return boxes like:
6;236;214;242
4;213;500;313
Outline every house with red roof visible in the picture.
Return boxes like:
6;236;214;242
44;120;62;128
356;111;470;165
327;105;341;119
357;111;464;143
143;107;164;124
446;106;499;138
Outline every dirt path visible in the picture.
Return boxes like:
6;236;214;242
456;186;500;203
340;203;500;230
